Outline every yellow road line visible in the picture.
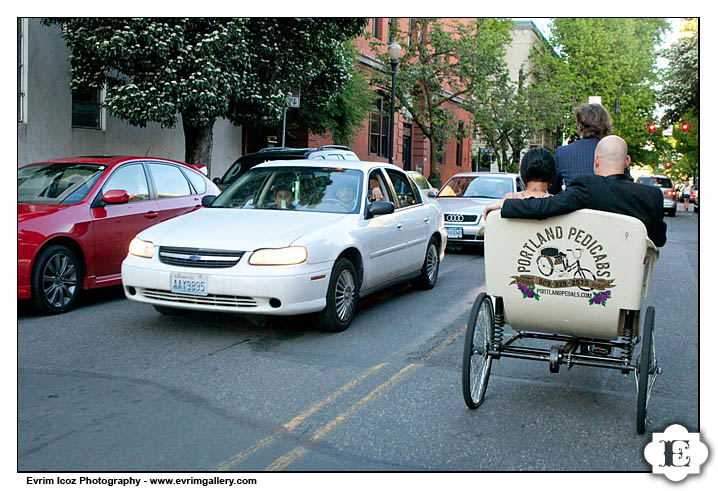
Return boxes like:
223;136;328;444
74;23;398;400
212;361;388;471
265;327;465;471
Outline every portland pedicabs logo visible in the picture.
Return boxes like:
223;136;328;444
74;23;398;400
510;225;615;304
644;424;709;482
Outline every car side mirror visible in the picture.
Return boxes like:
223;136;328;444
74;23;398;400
212;177;221;185
201;195;217;207
102;189;130;204
367;200;394;218
427;191;438;198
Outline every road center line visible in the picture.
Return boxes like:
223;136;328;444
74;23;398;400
265;326;465;471
212;361;388;471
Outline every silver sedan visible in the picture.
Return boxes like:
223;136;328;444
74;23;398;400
437;172;523;246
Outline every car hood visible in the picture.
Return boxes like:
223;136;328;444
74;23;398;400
17;203;67;223
436;197;493;213
137;207;349;251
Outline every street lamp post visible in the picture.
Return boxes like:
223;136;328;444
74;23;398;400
387;41;401;165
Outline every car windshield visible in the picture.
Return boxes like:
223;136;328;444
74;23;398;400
637;177;673;188
211;166;364;214
18;163;105;204
438;176;512;199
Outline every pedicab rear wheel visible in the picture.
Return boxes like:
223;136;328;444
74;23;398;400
462;292;494;409
636;306;656;434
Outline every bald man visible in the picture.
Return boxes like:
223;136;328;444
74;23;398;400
484;136;666;246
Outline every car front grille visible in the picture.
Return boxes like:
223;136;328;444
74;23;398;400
159;246;244;268
444;214;478;223
140;288;258;308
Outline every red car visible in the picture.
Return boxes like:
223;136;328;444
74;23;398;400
18;156;220;314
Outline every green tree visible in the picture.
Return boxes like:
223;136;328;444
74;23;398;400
472;65;564;172
658;20;698;181
371;18;512;186
291;41;376;146
531;18;669;165
44;18;366;174
658;20;698;124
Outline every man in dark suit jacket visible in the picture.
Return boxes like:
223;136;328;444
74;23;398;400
484;136;667;247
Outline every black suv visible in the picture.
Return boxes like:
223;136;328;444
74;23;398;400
214;145;359;190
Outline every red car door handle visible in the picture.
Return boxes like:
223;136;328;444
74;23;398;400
145;211;159;219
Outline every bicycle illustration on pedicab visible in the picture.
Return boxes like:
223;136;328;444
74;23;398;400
535;247;596;291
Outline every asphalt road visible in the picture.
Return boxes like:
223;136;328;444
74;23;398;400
17;207;699;473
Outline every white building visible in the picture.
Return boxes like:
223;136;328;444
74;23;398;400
17;18;242;179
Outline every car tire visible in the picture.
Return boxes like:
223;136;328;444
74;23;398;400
31;245;82;315
667;208;676;217
315;257;358;333
412;238;440;290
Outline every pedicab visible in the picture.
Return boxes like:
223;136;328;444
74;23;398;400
462;209;661;433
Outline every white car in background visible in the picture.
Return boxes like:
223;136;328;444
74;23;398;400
122;160;446;332
407;171;438;199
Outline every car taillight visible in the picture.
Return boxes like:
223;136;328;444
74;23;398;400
665;190;676;197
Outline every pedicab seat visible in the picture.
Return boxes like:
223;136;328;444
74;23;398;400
484;209;658;340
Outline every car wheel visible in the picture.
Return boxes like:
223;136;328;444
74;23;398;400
667;208;676;217
31;245;82;315
412;238;440;290
315;258;358;333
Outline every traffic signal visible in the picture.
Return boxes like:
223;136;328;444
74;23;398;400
648;123;656;134
666;162;672;169
681;123;689;134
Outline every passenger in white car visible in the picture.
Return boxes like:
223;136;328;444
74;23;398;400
273;188;293;209
336;185;356;209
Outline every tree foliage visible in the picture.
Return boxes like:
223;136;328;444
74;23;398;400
371;18;512;186
43;18;366;173
530;18;669;165
472;64;565;172
291;41;376;146
658;21;698;124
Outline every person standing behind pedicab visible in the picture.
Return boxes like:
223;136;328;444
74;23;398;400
549;103;614;195
681;181;692;211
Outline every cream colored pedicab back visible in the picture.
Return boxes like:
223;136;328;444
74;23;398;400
463;208;661;434
485;209;658;339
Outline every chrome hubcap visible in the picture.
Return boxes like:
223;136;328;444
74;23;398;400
426;244;439;281
42;253;77;308
334;269;356;322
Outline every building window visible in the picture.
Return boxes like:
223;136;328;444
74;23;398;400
369;95;389;158
72;86;103;129
18;18;27;123
372;18;381;39
437;140;445;164
407;18;414;47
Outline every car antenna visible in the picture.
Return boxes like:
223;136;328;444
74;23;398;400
145;146;151;157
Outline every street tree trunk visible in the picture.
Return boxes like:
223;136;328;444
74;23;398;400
182;115;215;175
428;136;442;188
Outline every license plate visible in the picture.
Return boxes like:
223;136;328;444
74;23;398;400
171;272;208;296
446;227;463;239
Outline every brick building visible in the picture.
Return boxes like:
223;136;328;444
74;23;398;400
281;18;474;185
286;18;553;184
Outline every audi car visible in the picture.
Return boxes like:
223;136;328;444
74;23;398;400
436;172;523;249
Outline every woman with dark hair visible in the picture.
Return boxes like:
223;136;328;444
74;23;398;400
501;147;556;199
549;103;614;194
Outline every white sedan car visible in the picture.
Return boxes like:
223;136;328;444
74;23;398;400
122;160;446;332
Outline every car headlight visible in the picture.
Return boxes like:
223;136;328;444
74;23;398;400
129;237;155;258
248;246;308;266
